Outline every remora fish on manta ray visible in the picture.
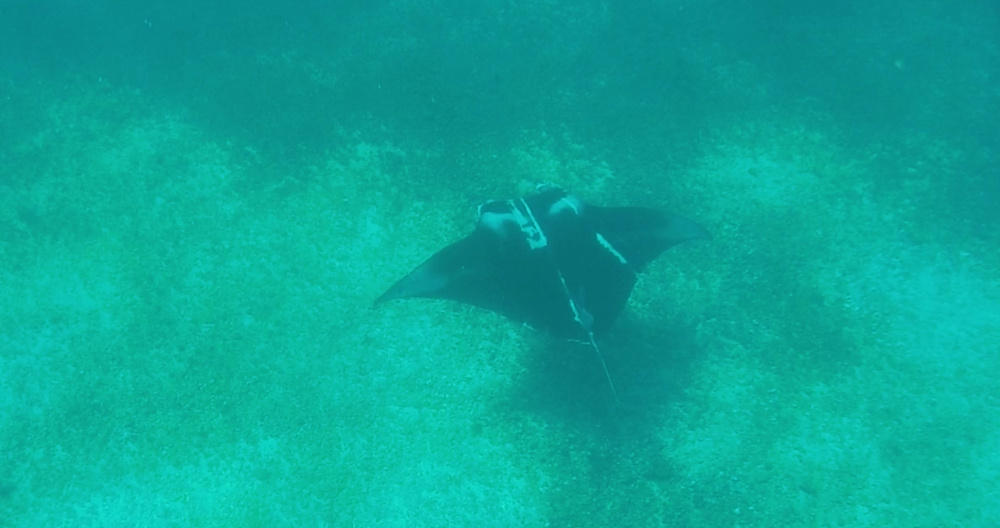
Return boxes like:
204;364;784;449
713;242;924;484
375;185;709;399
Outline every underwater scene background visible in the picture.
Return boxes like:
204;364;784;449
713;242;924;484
1;0;998;526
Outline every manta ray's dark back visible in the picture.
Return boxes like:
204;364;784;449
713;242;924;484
375;186;709;340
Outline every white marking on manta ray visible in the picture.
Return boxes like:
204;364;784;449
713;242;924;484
513;198;548;250
547;194;582;217
479;209;516;236
595;232;630;266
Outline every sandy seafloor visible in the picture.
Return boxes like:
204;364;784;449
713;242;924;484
1;2;999;527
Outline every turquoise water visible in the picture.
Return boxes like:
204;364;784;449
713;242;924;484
1;1;997;526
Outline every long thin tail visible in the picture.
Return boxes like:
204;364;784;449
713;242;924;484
586;333;619;403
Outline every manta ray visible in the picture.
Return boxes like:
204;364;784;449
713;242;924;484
375;185;709;399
